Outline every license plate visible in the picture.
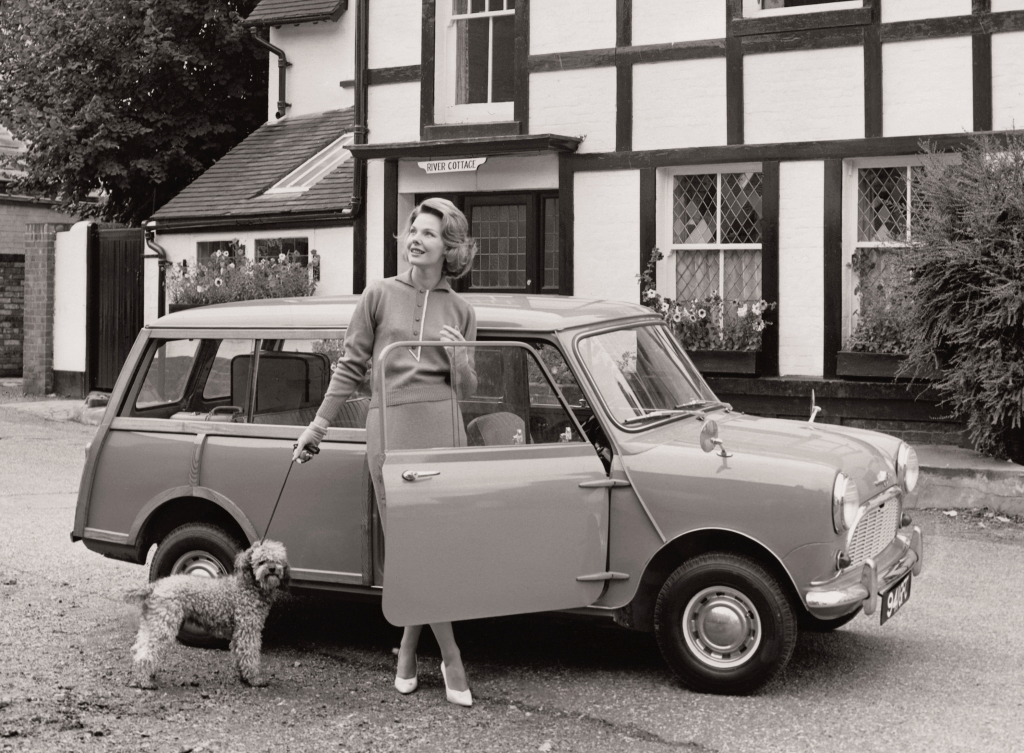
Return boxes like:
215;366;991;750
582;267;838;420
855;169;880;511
879;573;912;625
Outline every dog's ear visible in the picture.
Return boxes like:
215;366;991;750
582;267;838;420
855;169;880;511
233;547;253;577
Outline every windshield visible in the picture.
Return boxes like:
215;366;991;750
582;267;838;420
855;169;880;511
576;323;719;426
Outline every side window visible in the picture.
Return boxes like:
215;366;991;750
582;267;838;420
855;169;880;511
134;339;201;411
250;339;370;428
205;339;256;401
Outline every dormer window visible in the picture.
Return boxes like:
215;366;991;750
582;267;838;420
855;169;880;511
436;0;517;125
262;133;354;196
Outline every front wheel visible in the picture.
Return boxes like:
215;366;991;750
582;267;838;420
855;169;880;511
149;523;245;648
654;553;797;695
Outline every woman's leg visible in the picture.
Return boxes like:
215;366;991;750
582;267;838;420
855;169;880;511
430;621;468;691
397;625;421;680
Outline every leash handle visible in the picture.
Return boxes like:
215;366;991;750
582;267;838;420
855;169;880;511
262;443;319;542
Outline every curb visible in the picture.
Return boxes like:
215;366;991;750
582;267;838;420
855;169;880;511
904;444;1023;517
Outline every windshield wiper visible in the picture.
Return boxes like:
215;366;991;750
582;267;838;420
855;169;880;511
621;409;697;425
674;399;727;412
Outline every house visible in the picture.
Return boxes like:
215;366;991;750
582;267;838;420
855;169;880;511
146;0;1024;444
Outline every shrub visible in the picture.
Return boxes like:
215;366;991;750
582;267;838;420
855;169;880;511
901;133;1024;462
166;240;316;306
847;247;915;355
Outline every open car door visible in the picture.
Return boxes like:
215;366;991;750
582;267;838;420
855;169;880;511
379;342;611;626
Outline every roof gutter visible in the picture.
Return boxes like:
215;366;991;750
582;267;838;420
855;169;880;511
250;28;291;120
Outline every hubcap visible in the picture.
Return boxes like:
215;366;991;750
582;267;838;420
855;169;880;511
682;585;762;669
170;550;227;578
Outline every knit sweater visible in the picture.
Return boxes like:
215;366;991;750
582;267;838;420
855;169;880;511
309;269;478;439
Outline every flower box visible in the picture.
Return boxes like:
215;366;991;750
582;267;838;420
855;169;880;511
688;349;758;375
836;351;940;380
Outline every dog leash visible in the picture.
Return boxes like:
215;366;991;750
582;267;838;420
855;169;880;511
262;443;319;542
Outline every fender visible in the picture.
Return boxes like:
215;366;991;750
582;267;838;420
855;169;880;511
126;485;260;546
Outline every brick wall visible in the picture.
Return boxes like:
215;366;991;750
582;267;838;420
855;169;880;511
23;223;67;395
0;253;24;377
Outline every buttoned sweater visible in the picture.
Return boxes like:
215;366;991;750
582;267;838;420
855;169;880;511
309;269;477;437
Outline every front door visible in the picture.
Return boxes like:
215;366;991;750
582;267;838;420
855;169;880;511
379;342;610;626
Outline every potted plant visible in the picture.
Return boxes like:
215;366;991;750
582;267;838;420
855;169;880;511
166;240;316;312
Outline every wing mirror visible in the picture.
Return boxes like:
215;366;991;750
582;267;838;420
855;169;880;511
699;419;732;458
809;388;822;425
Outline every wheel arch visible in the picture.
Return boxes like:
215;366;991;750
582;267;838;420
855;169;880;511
618;528;801;633
128;486;257;562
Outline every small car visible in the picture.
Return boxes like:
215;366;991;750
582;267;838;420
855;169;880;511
72;293;923;695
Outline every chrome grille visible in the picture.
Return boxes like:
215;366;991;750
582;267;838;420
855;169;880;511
848;495;901;566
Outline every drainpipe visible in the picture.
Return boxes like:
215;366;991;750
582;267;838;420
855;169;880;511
346;0;369;221
250;28;292;120
143;223;169;318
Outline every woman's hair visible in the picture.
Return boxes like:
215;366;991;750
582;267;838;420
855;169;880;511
399;197;478;279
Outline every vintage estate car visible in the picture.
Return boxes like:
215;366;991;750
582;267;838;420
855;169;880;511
72;293;923;695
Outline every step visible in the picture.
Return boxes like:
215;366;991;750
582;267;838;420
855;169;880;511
907;444;1024;517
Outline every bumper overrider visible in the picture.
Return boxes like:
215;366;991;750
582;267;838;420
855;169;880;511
805;526;924;617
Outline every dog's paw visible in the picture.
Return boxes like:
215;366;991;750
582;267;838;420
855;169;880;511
128;678;157;690
242;674;269;688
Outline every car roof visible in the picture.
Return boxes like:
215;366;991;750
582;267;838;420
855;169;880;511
150;293;659;333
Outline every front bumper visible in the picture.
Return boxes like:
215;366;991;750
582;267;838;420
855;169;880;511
805;526;923;617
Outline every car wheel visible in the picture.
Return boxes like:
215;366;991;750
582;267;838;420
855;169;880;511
654;553;797;695
149;523;245;649
799;606;862;632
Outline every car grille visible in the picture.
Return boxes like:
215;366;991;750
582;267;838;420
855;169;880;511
848;494;901;566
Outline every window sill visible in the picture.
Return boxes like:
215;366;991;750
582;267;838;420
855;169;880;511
731;6;872;37
423;122;522;141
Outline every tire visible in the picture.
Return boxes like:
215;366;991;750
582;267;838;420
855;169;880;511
149;523;245;649
654;553;797;695
799;606;862;632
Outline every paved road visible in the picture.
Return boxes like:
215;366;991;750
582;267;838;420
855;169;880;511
2;403;1023;752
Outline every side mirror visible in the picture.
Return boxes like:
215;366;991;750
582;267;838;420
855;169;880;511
699;419;732;458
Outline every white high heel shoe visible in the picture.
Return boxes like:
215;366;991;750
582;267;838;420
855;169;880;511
394;654;418;695
440;661;472;707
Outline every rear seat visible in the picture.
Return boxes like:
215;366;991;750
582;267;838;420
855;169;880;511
251;397;370;429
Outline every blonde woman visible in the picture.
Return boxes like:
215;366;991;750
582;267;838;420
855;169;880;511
294;197;478;707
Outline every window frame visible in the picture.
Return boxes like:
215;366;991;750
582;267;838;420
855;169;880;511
742;0;862;18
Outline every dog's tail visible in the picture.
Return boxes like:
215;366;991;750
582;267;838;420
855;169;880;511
124;584;154;606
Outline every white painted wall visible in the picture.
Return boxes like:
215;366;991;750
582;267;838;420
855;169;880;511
365;160;386;285
53;222;90;373
573;170;640;303
993;31;1024;131
778;161;824;377
397;153;559;194
633;0;725;45
882;37;973;137
368;0;421;69
530;68;617;153
269;19;353;121
531;0;616;54
881;0;970;23
993;0;1024;10
368;82;421;143
744;46;864;144
633;58;728;150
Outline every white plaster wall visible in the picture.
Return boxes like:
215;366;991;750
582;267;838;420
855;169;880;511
530;68;617;153
882;37;973;137
881;0;970;23
368;0;421;69
398;153;559;194
368;82;421;143
993;31;1024;131
992;0;1024;10
53;222;90;372
269;20;353;121
744;47;864;144
633;0;725;45
366;160;386;285
573;170;640;303
531;0;616;55
633;58;728;150
778;161;824;378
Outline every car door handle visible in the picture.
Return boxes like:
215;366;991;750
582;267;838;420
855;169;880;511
401;470;441;482
578;478;631;488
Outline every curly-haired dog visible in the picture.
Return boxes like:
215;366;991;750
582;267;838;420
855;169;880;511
126;540;289;689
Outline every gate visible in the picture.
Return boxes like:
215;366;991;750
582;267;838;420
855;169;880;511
87;226;144;392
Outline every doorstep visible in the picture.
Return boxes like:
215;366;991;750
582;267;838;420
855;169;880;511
907;445;1024;517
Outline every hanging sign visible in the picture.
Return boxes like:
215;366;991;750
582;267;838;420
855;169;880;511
417;157;487;174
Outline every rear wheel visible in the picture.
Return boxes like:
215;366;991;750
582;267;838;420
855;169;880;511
654;553;797;695
149;523;245;648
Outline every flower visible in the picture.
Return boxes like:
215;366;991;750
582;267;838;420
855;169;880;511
644;289;657;301
672;310;682;323
228;263;235;269
737;304;748;318
196;285;205;293
659;300;670;314
697;309;706;319
278;253;287;263
214;278;224;287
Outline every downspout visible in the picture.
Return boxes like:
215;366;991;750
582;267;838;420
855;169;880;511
143;223;169;318
250;28;292;120
346;0;369;220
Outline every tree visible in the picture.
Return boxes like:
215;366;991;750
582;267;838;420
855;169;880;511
0;0;267;225
900;133;1024;463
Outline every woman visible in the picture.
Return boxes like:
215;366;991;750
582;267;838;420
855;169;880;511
293;197;478;707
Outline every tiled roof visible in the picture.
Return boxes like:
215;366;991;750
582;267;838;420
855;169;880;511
151;109;355;226
243;0;347;26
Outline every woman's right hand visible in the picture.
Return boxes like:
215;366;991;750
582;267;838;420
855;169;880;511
293;426;322;463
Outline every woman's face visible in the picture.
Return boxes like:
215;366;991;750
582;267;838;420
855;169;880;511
406;212;446;274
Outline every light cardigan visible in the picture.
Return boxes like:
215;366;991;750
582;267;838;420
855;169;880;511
307;269;478;440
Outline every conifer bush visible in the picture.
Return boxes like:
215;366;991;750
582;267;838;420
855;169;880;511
901;133;1024;462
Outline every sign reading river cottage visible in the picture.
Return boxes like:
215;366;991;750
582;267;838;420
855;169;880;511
417;157;487;174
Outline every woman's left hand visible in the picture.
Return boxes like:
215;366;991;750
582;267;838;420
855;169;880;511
440;325;468;365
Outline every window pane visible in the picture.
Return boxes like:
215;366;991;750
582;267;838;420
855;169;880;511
676;250;720;301
491;14;515;103
255;237;309;266
135;340;200;410
673;174;717;244
723;248;762;303
858;167;908;243
453;0;468;13
203;339;255;404
196;240;234;264
455;17;490;104
721;172;762;244
470;203;528;289
543;197;559;289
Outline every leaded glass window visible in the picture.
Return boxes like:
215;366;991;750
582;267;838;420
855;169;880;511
470;203;527;289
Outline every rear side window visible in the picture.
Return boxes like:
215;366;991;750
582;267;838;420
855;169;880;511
135;340;201;410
